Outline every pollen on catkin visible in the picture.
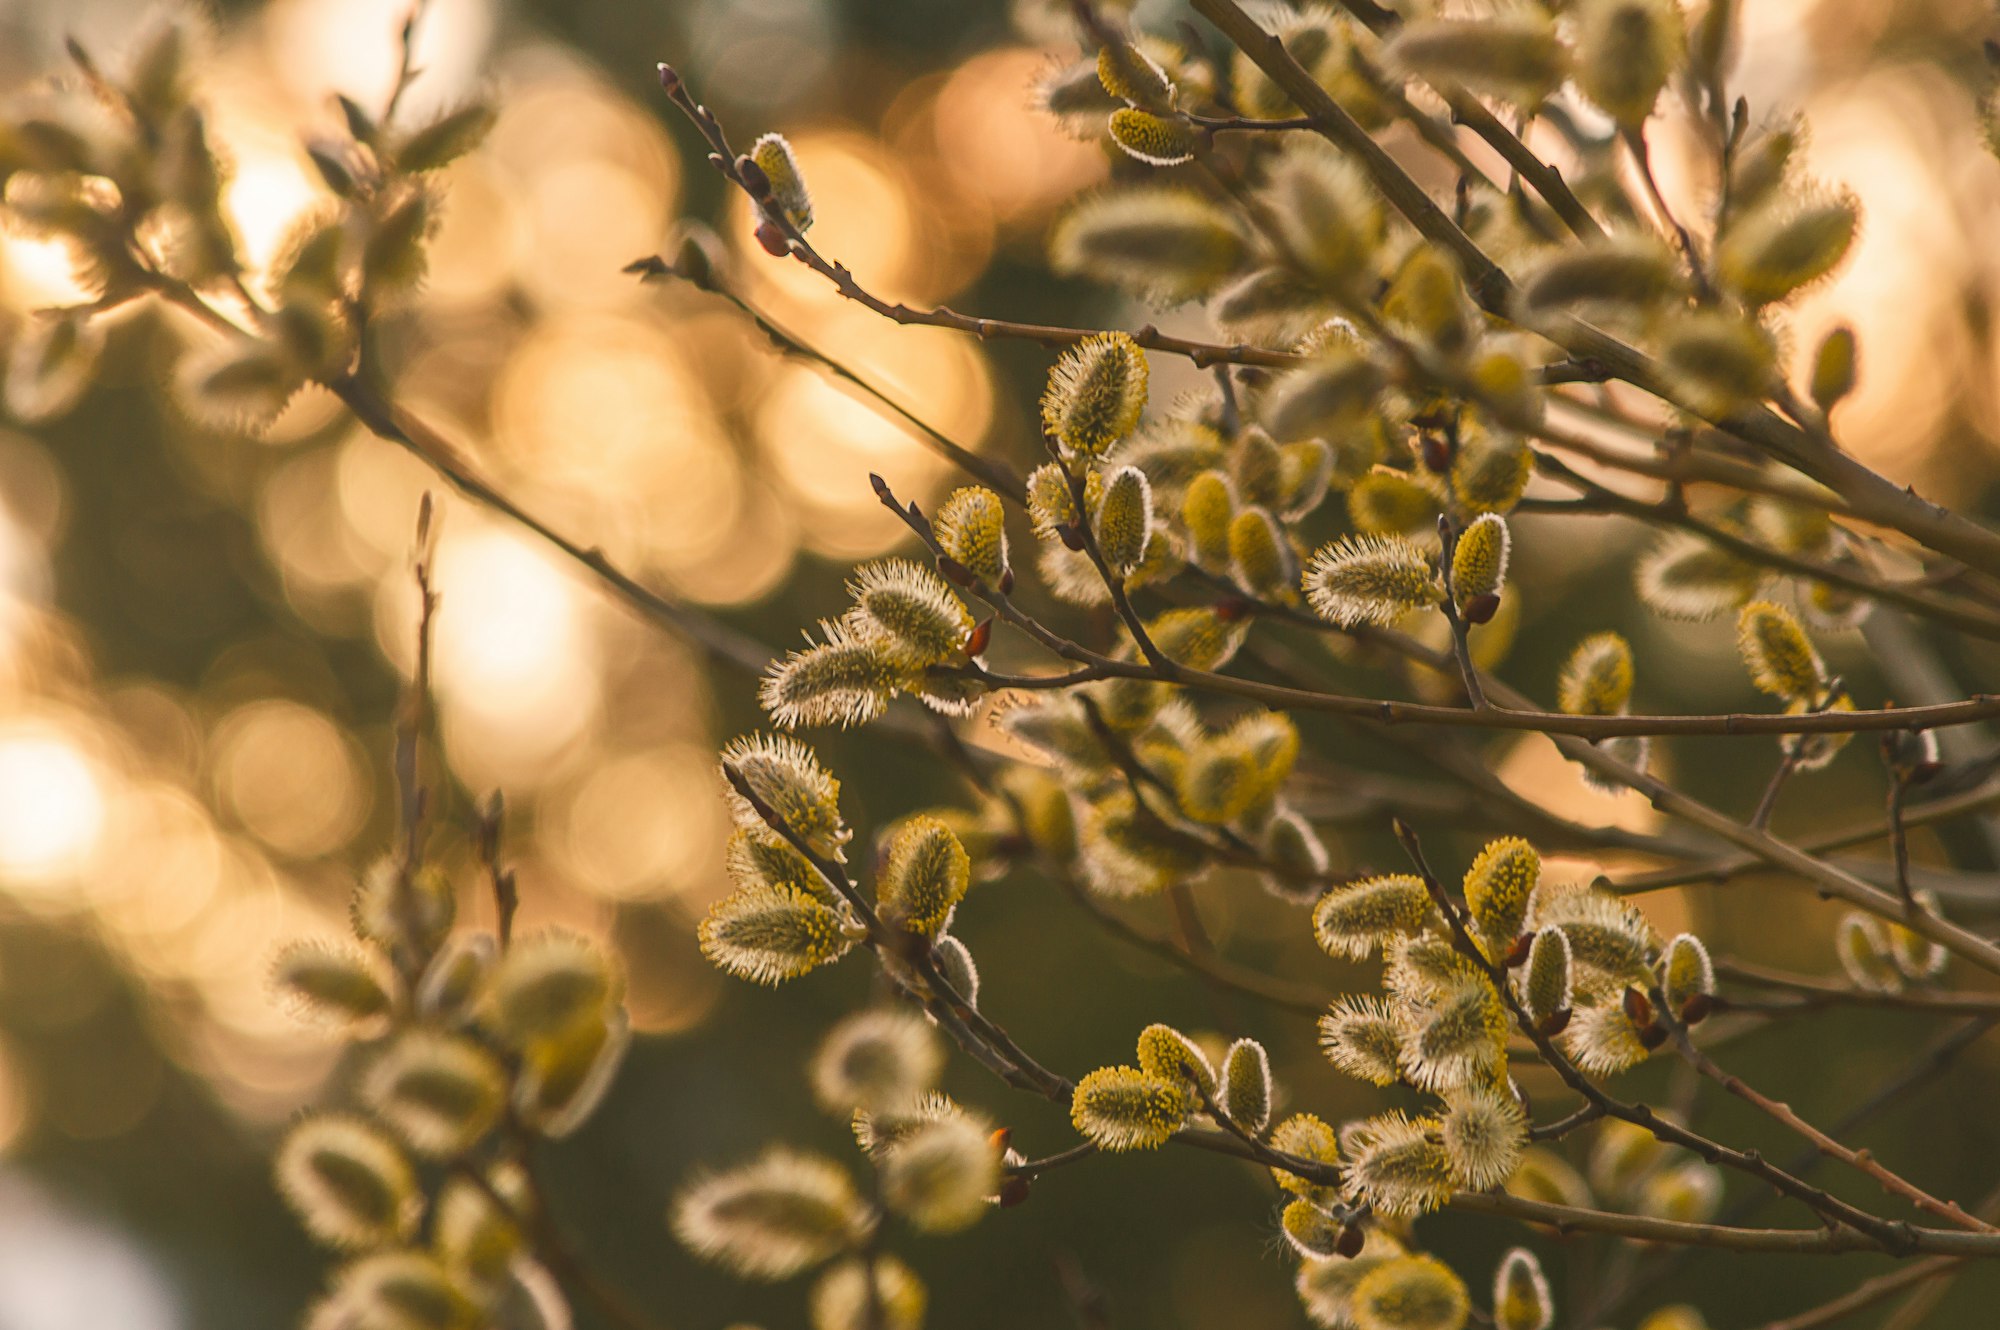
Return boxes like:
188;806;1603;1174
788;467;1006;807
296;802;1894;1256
721;732;850;861
1529;884;1658;986
876;815;971;936
1451;514;1510;607
1042;334;1149;457
1737;600;1825;702
1464;838;1539;958
671;1147;872;1280
1096;41;1176;112
1180;469;1235;570
1563;1001;1653;1075
749;132;813;232
1304;534;1442;628
1135;1023;1217;1098
1493;1249;1553;1330
933;486;1009;586
1319;995;1405;1087
1069;1065;1191;1150
1108;107;1195;166
700;883;856;985
1269;1112;1342;1199
1095;465;1153;573
1313;875;1433;959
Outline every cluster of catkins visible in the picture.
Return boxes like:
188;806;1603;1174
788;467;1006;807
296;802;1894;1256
674;1006;1019;1330
270;861;629;1330
0;12;491;430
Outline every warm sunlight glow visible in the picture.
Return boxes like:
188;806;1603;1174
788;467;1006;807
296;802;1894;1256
0;726;105;889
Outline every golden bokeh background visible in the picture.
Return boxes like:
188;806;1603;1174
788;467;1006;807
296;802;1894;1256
0;0;1995;1326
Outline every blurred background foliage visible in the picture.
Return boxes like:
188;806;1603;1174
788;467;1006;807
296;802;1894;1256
0;0;1998;1326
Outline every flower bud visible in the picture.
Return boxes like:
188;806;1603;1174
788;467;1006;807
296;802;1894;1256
1229;506;1289;598
1304;535;1441;627
273;940;394;1031
721;732;850;860
1349;468;1443;537
324;1251;477;1330
516;1008;629;1138
1070;1065;1191;1150
1108;108;1195;166
932;932;981;1007
484;930;619;1047
1660;933;1716;1013
1836;913;1903;993
275;1114;419;1250
812;1255;927;1330
1493;1248;1553;1330
1135;1023;1217;1097
394;103;498;173
1146;606;1246;670
1451;514;1510;608
361;184;438;297
1636;531;1767;620
1049;187;1246;302
364;1029;507;1157
1259;350;1385;443
700;884;856;984
1095;465;1153;573
1319;995;1403;1086
1719;199;1857;306
1343;1114;1457;1217
1270;1112;1342;1199
878;814;971;936
1450;434;1532;515
1573;0;1684;127
1313;875;1432;959
1043;334;1150;458
432;1174;523;1286
749;132;813;231
934;486;1009;586
1522;928;1573;1029
1181;470;1235;570
1558;632;1634;716
5;308;102;422
1281;1198;1345;1258
1096;42;1176;112
672;1148;872;1279
761;619;906;730
1516;233;1680;316
1658;311;1777;417
1464;836;1539;958
417;934;495;1023
880;1111;1001;1232
1440;1081;1527;1189
1261;144;1383;289
1386;14;1567;107
1221;1038;1272;1132
1736;600;1825;702
1810;326;1857;412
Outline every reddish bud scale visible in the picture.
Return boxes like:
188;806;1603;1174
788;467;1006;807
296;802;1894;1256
1680;993;1714;1025
736;156;773;198
1421;434;1453;473
1212;597;1249;624
1335;1224;1367;1258
754;220;789;256
1463;592;1501;625
1623;987;1653;1025
965;620;992;657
